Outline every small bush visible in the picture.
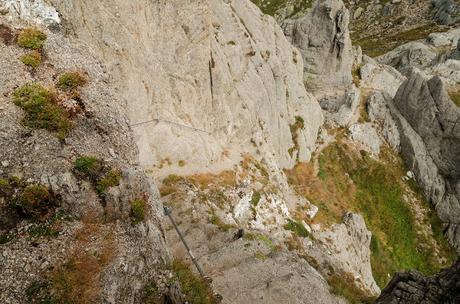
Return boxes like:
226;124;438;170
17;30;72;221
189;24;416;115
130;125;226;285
130;198;146;224
17;28;47;50
13;84;72;139
284;219;309;238
12;184;54;219
95;169;122;194
74;156;103;179
0;178;12;196
20;50;42;69
57;72;87;91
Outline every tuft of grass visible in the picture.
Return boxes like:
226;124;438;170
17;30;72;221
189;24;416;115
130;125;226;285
57;72;87;92
20;50;42;69
284;218;309;237
0;178;12;196
95;169;122;194
170;260;217;304
13;83;72;139
74;156;103;179
0;233;13;244
209;210;234;231
12;184;55;220
327;272;376;304
130;198;146;224
254;250;268;260
244;232;275;251
448;90;460;107
17;28;47;50
251;191;261;206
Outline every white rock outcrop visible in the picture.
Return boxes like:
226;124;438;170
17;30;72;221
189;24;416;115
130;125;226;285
49;0;323;172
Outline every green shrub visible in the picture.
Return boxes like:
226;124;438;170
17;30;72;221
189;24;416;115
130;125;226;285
96;169;122;194
13;84;72;139
0;178;11;196
130;198;146;224
12;184;54;219
0;233;13;244
17;28;47;49
74;156;103;178
57;72;87;91
284;218;309;237
20;50;42;69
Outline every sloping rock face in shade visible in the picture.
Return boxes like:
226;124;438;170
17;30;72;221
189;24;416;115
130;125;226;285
281;0;358;127
432;0;460;25
50;0;323;172
376;258;460;304
390;70;460;250
281;0;353;93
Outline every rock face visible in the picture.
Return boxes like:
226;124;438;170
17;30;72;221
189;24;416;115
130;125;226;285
377;28;460;89
0;18;173;304
389;70;460;250
281;0;353;93
376;258;460;304
432;0;460;25
306;213;381;297
281;0;358;127
49;0;323;172
0;0;60;26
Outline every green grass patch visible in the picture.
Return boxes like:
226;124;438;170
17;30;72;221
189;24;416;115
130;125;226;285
170;260;217;304
130;198;146;224
244;232;275;250
250;0;313;17
284;218;309;237
95;169;122;194
354;23;445;57
74;156;103;179
13;83;72;139
327;272;376;304
17;28;47;50
316;143;457;287
209;210;234;231
57;72;87;92
448;90;460;107
20;50;42;69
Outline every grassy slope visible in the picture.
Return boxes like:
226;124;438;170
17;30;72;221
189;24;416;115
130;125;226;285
286;142;457;288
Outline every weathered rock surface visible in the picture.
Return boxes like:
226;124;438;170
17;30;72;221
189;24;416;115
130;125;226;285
282;0;359;127
376;258;460;304
390;70;460;250
50;0;323;173
432;0;460;25
377;28;460;89
282;0;353;93
348;123;381;156
306;213;381;297
0;17;173;304
163;184;347;304
360;55;407;98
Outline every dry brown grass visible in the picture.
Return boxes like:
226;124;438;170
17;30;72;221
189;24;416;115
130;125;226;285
48;223;116;304
284;157;355;226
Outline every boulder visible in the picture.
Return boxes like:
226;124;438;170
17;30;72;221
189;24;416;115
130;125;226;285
376;258;460;304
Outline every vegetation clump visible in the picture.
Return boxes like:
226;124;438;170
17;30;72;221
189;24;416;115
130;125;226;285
57;72;87;92
73;156;122;196
17;28;47;49
288;116;305;158
74;156;103;179
20;50;42;69
284;218;309;237
170;260;217;304
130;198;146;224
13;83;73;139
448;90;460;107
96;169;122;194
